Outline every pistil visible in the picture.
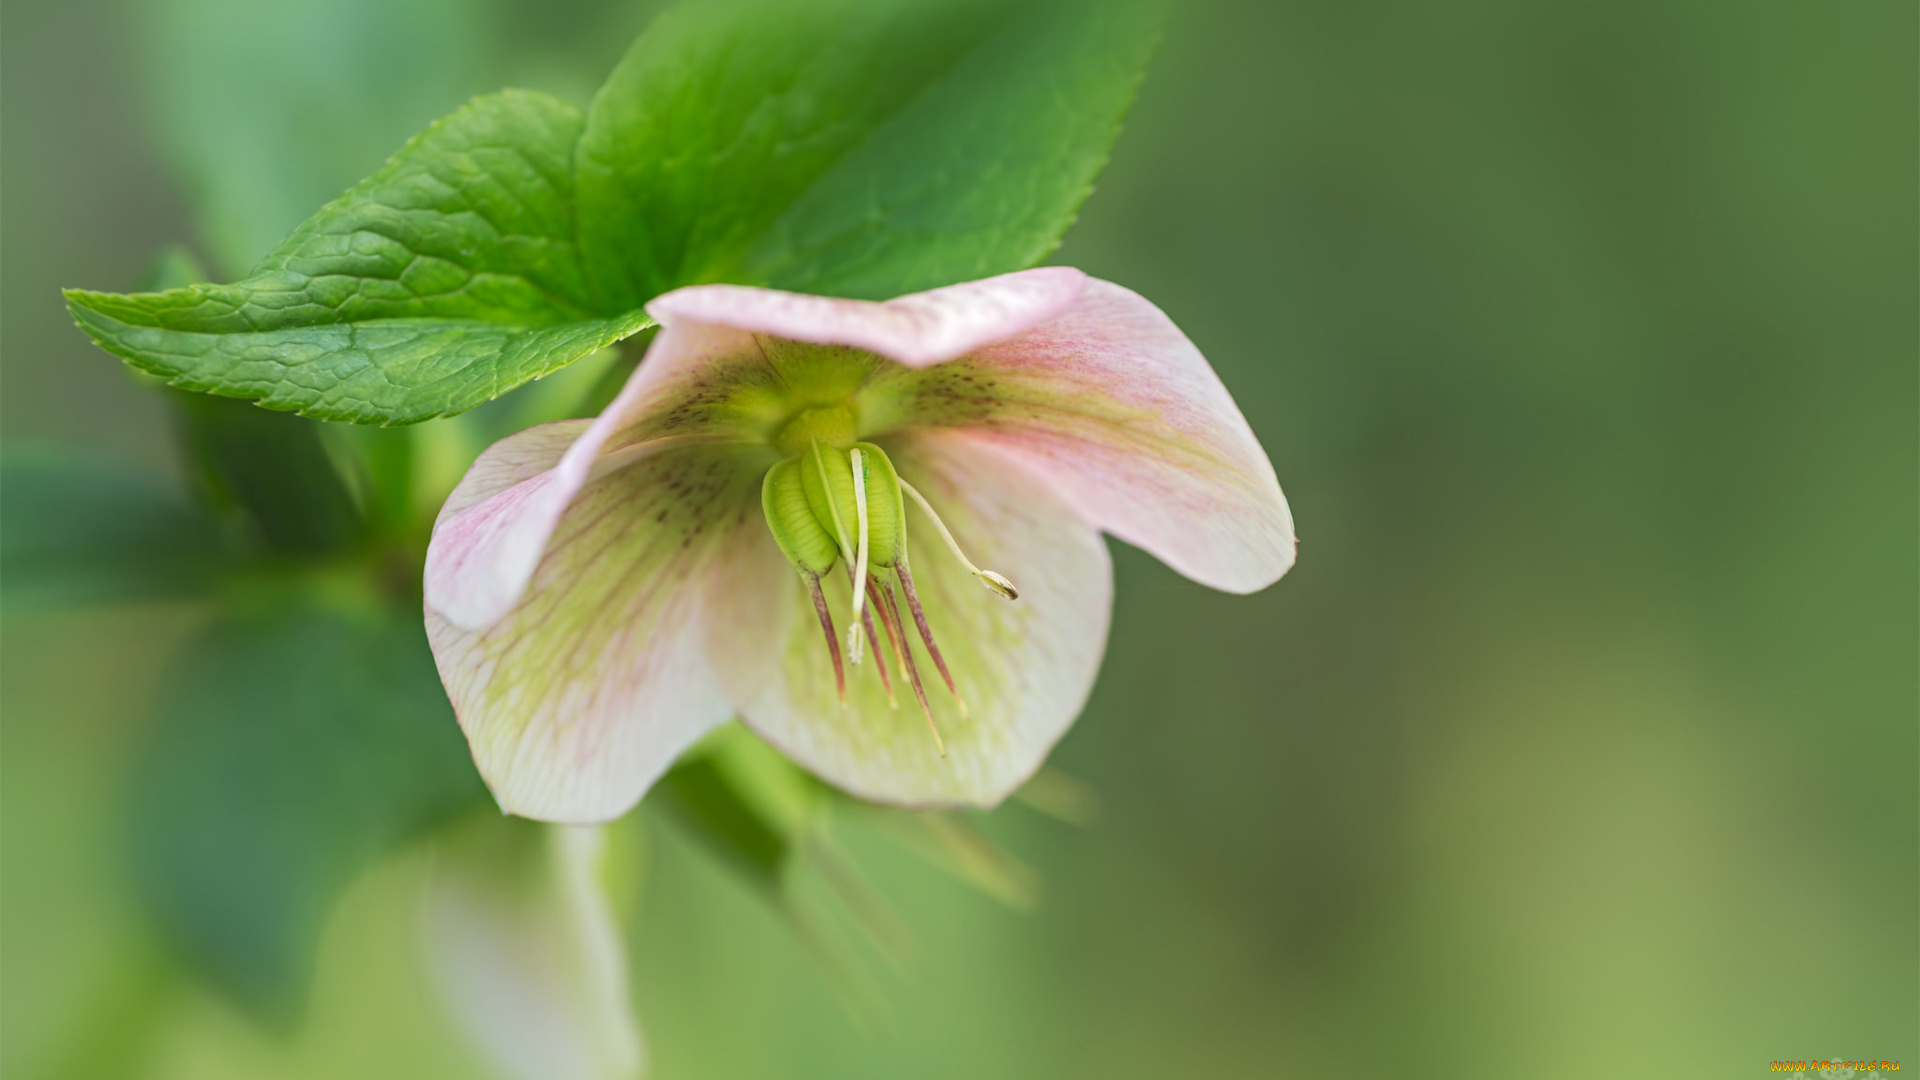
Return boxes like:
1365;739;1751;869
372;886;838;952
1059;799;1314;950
847;447;872;665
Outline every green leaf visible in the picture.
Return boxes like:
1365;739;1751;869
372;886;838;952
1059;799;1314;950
126;604;485;1021
578;0;1165;306
135;0;501;277
66;91;655;425
741;0;1164;299
0;452;233;610
131;245;368;558
652;725;913;1002
67;0;1159;425
170;393;367;557
867;809;1039;909
652;724;821;894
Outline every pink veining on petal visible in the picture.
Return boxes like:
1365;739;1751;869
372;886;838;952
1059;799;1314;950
425;421;586;631
424;322;771;631
428;443;763;823
645;267;1088;368
911;277;1296;594
430;269;1099;631
421;264;1292;822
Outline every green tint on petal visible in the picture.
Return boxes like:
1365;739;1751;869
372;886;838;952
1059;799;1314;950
849;278;1294;594
760;338;885;413
428;443;771;822
708;431;1112;807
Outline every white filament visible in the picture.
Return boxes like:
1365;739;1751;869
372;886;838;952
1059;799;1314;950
898;478;1018;600
847;448;871;665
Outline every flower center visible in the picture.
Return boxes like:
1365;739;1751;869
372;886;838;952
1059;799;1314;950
758;435;1018;757
772;405;857;458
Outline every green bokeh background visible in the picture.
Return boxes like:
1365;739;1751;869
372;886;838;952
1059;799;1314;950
4;1;1913;1077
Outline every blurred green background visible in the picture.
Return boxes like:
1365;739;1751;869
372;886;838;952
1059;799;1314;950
3;0;1914;1077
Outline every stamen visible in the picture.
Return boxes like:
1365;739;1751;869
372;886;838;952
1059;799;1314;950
847;565;897;708
872;576;928;725
847;447;872;665
805;572;845;706
893;549;970;722
876;575;946;758
898;478;1019;600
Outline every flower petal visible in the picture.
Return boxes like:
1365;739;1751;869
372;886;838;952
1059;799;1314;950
425;323;792;630
427;269;1094;629
862;277;1295;594
706;431;1111;807
425;821;642;1080
428;443;767;823
425;420;590;630
645;267;1087;368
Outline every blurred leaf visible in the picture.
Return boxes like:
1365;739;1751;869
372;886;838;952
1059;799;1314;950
652;725;820;894
66;92;654;426
653;725;915;998
66;0;1160;426
426;818;643;1080
578;0;1167;306
868;810;1038;910
323;424;418;541
142;244;212;296
134;243;368;559
136;0;496;277
169;394;365;557
1012;766;1102;827
655;757;789;891
35;936;174;1080
0;452;233;610
126;603;484;1022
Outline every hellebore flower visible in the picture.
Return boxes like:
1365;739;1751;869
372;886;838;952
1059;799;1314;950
424;267;1294;822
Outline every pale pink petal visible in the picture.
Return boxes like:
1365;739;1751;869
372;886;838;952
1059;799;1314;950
425;323;785;631
429;268;1095;630
645;267;1087;368
426;421;590;630
428;443;770;823
426;823;642;1080
439;420;592;518
705;432;1111;808
859;278;1295;594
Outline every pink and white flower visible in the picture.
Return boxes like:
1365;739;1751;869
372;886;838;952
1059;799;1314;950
424;267;1294;823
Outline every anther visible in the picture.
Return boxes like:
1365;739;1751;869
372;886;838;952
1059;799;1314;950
898;478;1018;601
